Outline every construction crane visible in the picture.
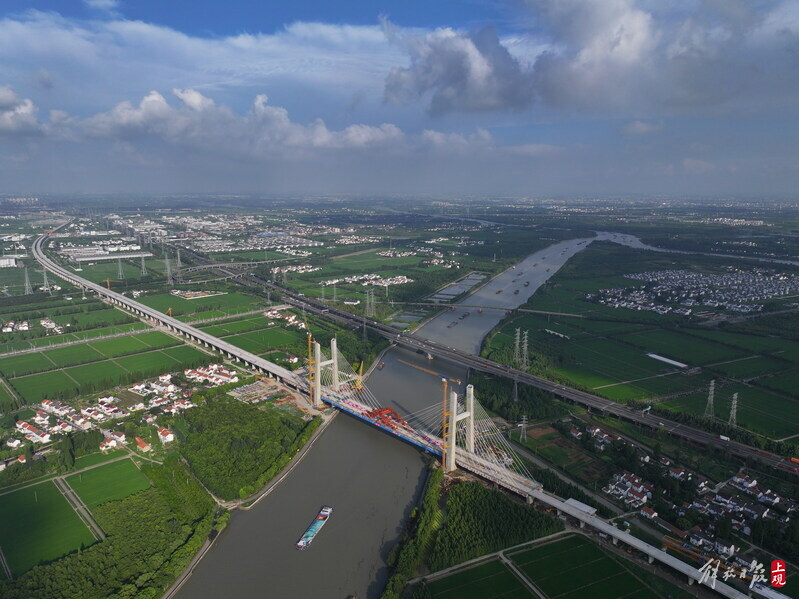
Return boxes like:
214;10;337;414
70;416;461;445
397;358;461;470
103;278;122;290
397;359;461;385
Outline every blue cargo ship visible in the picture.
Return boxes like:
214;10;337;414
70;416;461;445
296;506;333;550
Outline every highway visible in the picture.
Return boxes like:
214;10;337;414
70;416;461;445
227;271;798;477
36;233;778;599
32;229;302;389
38;233;797;475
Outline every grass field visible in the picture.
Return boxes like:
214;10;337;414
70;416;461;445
425;559;533;599
508;535;661;599
66;459;151;510
0;482;96;576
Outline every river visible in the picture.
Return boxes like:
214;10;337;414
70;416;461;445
173;231;670;599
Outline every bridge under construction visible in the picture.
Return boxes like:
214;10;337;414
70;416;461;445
33;227;755;598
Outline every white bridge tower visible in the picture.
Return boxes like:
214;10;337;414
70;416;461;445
444;384;475;473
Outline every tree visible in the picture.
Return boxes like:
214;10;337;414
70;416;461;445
716;516;732;539
60;436;75;470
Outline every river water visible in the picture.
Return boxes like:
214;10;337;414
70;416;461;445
174;231;656;599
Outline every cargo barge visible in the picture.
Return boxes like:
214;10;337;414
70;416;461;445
296;506;333;550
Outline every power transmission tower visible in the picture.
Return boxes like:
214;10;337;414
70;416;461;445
513;377;519;403
519;414;528;442
173;254;184;284
362;315;367;342
42;271;52;296
704;379;716;419
332;284;337;303
117;258;125;280
728;393;738;426
513;328;521;365
521;330;529;370
165;257;173;286
365;290;376;318
140;256;147;277
23;267;32;295
176;249;182;269
320;286;325;301
81;286;86;300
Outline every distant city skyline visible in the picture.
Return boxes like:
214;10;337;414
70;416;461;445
1;0;798;196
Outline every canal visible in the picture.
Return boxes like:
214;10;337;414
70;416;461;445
175;234;604;599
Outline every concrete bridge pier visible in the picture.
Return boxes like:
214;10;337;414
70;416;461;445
688;578;695;586
648;556;654;564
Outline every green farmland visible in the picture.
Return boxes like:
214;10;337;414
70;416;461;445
0;482;96;576
8;343;210;402
138;292;262;317
507;535;690;599
424;559;533;599
484;241;799;438
66;459;151;510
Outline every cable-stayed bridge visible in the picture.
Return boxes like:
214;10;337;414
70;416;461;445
309;338;541;497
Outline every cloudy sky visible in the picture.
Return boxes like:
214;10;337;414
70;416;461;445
1;0;798;196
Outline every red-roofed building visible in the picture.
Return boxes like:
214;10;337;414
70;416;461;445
157;427;175;444
135;437;151;452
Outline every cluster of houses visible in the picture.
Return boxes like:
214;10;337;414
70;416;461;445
422;258;459;269
1;320;29;333
184;364;240;386
320;273;415;288
603;470;656;509
377;250;417;258
589;267;799;316
335;235;381;245
264;308;307;330
98;427;174;453
270;264;320;275
570;424;615;449
40;317;65;334
275;248;312;257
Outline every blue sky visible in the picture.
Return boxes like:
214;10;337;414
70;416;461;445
0;0;798;196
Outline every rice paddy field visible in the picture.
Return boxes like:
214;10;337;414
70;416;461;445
423;535;693;599
0;481;96;576
507;535;687;599
6;341;210;403
66;459;151;510
424;559;533;599
485;242;799;438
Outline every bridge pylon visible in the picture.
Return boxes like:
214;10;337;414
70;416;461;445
310;338;344;408
444;384;475;473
